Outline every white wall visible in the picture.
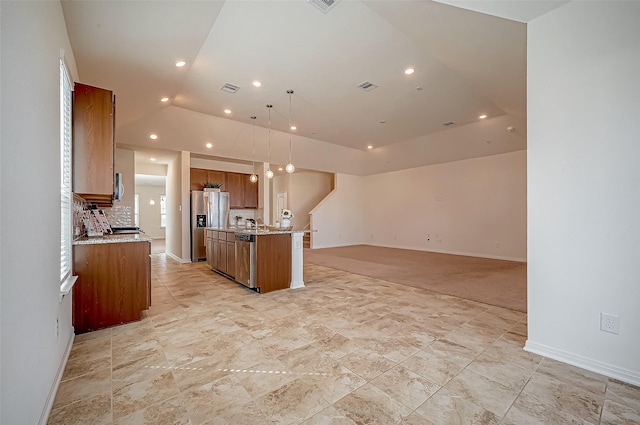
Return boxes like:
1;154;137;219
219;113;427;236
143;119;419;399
136;162;167;176
310;174;366;248
190;157;254;174
363;151;526;261
0;2;79;423
290;170;333;229
272;174;289;224
180;152;191;262
136;184;166;239
103;148;135;227
527;1;640;385
165;153;184;261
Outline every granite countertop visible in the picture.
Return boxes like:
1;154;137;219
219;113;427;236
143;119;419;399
236;228;315;235
205;226;314;235
73;233;153;245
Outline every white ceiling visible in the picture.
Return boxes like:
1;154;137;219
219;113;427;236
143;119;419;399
61;0;568;175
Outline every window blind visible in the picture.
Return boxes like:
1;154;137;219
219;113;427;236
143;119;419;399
60;59;73;283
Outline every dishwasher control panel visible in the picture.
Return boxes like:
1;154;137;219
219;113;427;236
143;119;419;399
235;233;255;242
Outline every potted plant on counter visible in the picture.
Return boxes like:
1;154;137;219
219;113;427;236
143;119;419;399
203;182;222;191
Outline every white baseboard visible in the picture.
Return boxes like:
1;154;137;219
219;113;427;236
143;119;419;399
525;340;640;386
39;331;75;425
165;251;191;264
369;243;527;263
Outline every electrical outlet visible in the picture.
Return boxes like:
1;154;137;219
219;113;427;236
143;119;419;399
600;313;620;334
55;318;59;338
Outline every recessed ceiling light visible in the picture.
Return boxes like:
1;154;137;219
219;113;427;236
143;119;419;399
479;114;488;119
150;157;156;161
367;145;373;149
404;68;415;75
149;133;158;140
252;81;262;87
160;97;169;103
224;109;232;114
278;167;283;171
290;126;296;131
175;60;186;67
205;143;212;148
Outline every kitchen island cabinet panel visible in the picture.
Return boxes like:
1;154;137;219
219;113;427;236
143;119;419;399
255;233;291;294
72;241;150;333
207;229;235;278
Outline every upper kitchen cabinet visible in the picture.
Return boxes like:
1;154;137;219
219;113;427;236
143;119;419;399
189;167;257;209
207;170;226;189
190;168;208;191
243;174;259;209
190;168;226;191
73;83;115;205
226;172;244;208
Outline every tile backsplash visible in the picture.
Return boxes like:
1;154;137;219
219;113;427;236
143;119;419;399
103;204;133;228
72;194;87;239
230;208;261;226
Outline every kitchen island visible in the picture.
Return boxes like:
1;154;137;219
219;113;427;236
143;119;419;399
72;233;152;333
206;227;312;293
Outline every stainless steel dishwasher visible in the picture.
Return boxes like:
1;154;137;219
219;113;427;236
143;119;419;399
235;233;255;289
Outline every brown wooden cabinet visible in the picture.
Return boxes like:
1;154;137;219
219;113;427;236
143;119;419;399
226;172;244;208
190;168;208;191
255;233;291;294
226;238;236;277
190;168;227;191
243;174;259;209
72;241;150;333
207;229;235;277
73;83;115;205
190;167;258;209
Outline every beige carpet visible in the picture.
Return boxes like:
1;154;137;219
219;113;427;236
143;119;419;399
304;245;527;312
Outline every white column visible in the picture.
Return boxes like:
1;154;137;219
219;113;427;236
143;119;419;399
290;232;305;289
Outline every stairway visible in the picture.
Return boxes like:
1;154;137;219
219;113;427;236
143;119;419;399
303;232;311;249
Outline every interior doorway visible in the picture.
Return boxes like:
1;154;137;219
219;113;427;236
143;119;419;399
135;174;167;251
276;192;287;223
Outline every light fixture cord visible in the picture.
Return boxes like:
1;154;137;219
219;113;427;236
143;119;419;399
288;90;293;164
251;116;256;169
267;105;272;167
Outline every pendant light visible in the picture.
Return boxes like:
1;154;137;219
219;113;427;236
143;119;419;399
265;104;274;179
285;89;295;174
249;116;258;183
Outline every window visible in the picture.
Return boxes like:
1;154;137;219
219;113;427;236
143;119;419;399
60;58;73;286
160;195;167;228
134;194;140;227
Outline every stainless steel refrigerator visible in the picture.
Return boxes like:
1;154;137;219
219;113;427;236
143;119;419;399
191;190;230;262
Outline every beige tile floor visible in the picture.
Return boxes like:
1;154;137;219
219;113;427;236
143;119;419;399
49;254;640;425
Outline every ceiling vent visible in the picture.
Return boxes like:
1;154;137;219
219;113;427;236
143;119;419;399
309;0;340;13
221;83;240;93
357;81;378;92
442;121;456;127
